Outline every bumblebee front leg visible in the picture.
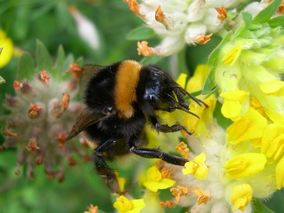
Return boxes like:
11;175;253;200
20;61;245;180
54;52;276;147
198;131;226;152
150;116;192;135
93;139;122;194
129;136;188;166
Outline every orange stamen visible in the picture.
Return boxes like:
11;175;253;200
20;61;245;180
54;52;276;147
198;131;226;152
278;3;284;14
124;0;141;16
61;93;70;111
155;6;170;29
39;70;50;84
137;41;155;56
13;80;22;91
56;132;67;148
215;7;227;20
69;63;82;78
195;34;213;45
84;204;98;213
26;138;40;152
192;188;210;205
176;142;190;159
28;103;42;119
160;167;174;178
160;200;176;208
171;186;190;202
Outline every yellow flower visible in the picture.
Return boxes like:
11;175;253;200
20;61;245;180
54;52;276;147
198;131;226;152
182;94;216;136
220;90;249;120
0;30;14;68
113;196;145;213
276;156;284;189
260;80;284;96
176;65;216;136
230;184;252;211
142;166;176;192
261;124;284;161
222;42;242;65
225;153;267;179
227;108;267;145
182;152;208;180
186;65;209;92
176;73;187;89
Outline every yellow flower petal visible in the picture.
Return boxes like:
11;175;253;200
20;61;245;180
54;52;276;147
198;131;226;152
0;30;14;68
147;166;161;181
182;152;208;180
142;166;175;192
230;184;252;211
220;90;249;119
225;153;267;179
276;157;284;189
222;43;242;65
176;73;187;88
261;124;284;161
227;108;267;144
113;196;145;213
183;94;216;136
260;80;284;96
186;65;209;92
143;178;176;192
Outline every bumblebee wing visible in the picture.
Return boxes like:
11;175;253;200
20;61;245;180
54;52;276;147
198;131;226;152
66;107;110;141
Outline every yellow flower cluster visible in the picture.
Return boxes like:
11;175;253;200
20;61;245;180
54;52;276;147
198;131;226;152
215;23;284;195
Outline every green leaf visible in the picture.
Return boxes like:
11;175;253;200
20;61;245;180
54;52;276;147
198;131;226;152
0;76;5;84
17;52;35;80
54;45;65;70
252;199;274;213
62;54;74;73
35;40;52;71
202;33;232;94
140;55;162;65
127;26;156;40
253;0;282;24
75;57;84;66
242;12;253;26
268;15;284;27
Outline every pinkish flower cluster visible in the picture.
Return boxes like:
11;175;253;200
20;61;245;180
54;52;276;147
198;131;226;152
1;66;92;182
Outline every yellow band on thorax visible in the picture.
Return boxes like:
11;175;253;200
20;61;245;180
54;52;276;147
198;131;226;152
114;60;142;118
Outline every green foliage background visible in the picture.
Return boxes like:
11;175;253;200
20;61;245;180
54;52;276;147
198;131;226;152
0;0;283;212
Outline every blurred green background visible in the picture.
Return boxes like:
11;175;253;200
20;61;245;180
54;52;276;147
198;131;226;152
0;0;283;212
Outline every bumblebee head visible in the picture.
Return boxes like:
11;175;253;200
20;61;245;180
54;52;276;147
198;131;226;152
137;65;188;111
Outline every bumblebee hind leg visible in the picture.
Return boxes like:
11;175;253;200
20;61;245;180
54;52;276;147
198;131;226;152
129;136;188;166
93;139;122;194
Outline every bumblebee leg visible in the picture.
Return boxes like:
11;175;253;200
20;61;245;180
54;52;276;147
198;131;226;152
150;116;192;135
93;139;122;194
130;147;188;166
129;138;187;166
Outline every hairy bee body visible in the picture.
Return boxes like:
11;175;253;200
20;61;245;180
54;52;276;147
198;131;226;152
67;60;204;192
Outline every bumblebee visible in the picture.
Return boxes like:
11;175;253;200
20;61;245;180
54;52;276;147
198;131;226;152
67;60;204;192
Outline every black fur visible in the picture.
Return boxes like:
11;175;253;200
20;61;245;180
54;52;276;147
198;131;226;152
69;60;204;193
